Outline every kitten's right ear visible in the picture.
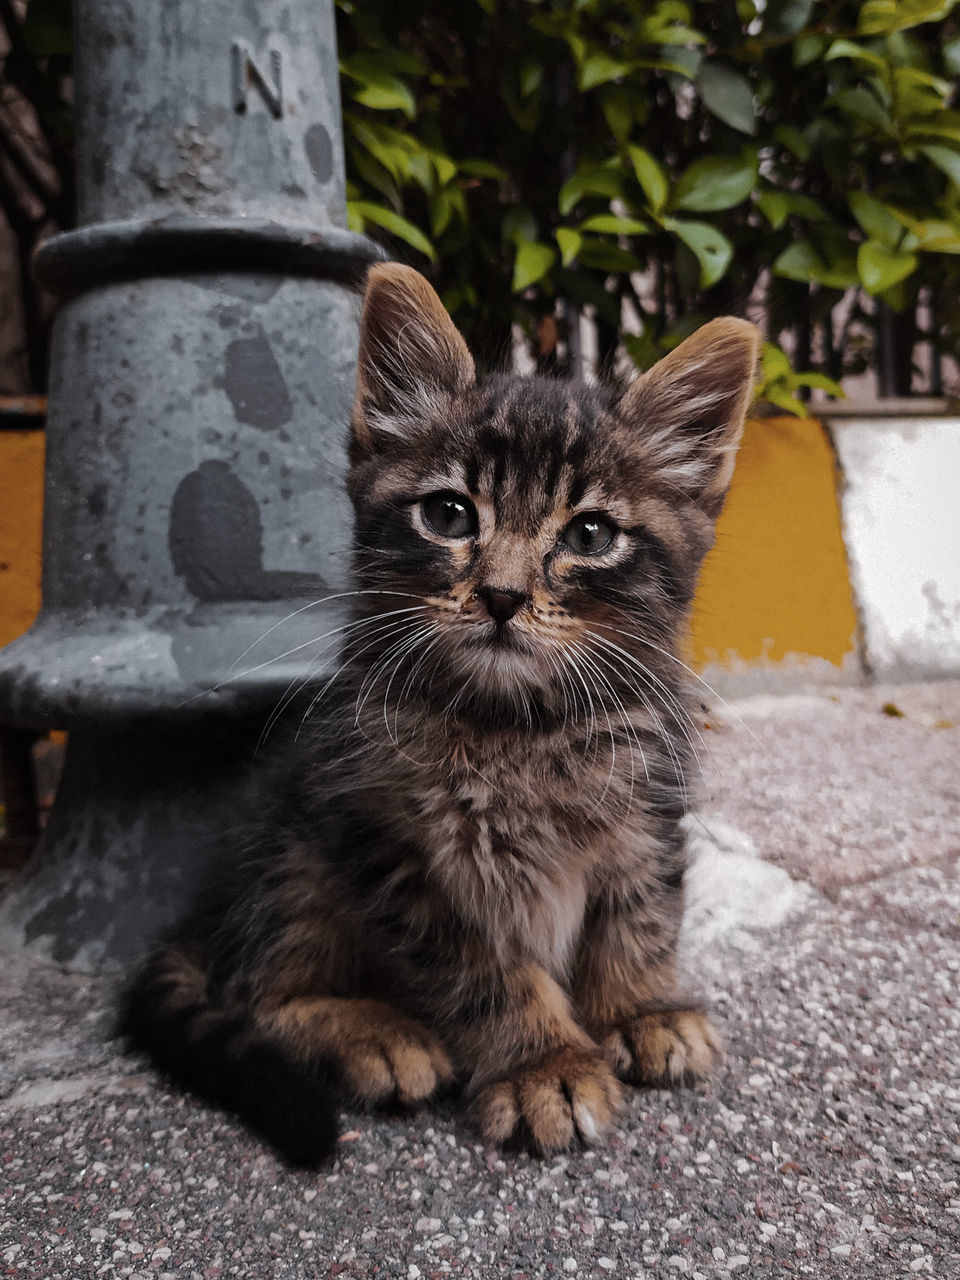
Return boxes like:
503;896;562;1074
352;263;476;452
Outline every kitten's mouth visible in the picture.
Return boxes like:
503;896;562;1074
470;620;530;653
441;618;555;708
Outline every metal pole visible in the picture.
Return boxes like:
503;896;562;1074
0;0;380;971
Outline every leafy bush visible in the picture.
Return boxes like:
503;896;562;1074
338;0;960;403
5;1;960;404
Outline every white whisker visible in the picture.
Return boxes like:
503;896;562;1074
582;629;700;804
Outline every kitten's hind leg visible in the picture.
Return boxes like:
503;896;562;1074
255;997;455;1109
120;944;342;1170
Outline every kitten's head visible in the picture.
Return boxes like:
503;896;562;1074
347;264;758;722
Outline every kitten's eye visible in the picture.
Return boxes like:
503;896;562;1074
561;512;616;556
421;492;478;539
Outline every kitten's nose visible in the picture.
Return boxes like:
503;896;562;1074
476;586;528;626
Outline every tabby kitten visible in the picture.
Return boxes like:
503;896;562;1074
122;263;759;1168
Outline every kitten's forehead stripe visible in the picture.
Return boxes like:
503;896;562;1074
455;376;618;533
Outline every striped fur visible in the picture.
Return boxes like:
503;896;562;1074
121;265;758;1166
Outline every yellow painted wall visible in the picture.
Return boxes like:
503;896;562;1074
0;418;858;676
689;415;859;673
0;430;44;648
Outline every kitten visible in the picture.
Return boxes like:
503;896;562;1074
121;263;759;1168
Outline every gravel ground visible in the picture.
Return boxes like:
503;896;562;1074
2;680;958;1279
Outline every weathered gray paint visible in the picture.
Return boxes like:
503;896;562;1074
0;0;381;971
74;0;347;226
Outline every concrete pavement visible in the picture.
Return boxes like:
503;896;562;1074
2;680;958;1278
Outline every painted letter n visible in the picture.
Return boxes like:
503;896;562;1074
232;41;283;119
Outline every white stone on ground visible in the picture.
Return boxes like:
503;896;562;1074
679;812;818;954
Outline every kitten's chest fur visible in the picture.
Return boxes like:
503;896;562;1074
372;715;655;976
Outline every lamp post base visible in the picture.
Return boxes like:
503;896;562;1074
0;723;264;974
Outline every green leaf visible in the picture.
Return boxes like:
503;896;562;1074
772;240;823;282
775;124;811;161
628;146;669;213
817;256;861;291
758;340;845;416
824;39;889;72
347;202;435;260
764;0;817;37
905;109;960;144
345;205;364;235
658;47;703;79
502;205;537;246
349;147;401;205
878;279;911;310
775;230;859;289
600;86;633;144
512;240;557;292
432;153;457;188
350;75;416;119
756;190;828;229
556;228;584;267
347;119;413;183
902;218;960;252
671;153;757;212
558;166;625;216
757;193;791;232
829;86;895;134
857;240;918;293
430;189;454;238
793;371;846;395
920;143;960;188
648;23;708;46
579;54;630;91
341;50;428;80
498;68;543;133
760;342;794;382
519;59;543;99
858;0;957;35
577;214;650;235
849;192;903;247
761;387;810;417
575;240;643;273
459;159;510;182
663;218;734;287
407;153;434;195
793;34;826;67
623;331;661;373
696;64;757;135
893;67;952;123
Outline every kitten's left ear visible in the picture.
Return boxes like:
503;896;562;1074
352;263;476;453
618;318;760;518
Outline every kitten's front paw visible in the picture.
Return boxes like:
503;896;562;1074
471;1048;622;1153
334;1001;455;1108
602;1009;721;1088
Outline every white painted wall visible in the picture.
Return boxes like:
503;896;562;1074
829;418;960;679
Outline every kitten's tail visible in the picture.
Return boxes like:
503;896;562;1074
119;942;341;1169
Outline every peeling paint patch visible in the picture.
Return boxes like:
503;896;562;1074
168;459;322;602
831;417;960;678
222;325;292;429
304;123;334;184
